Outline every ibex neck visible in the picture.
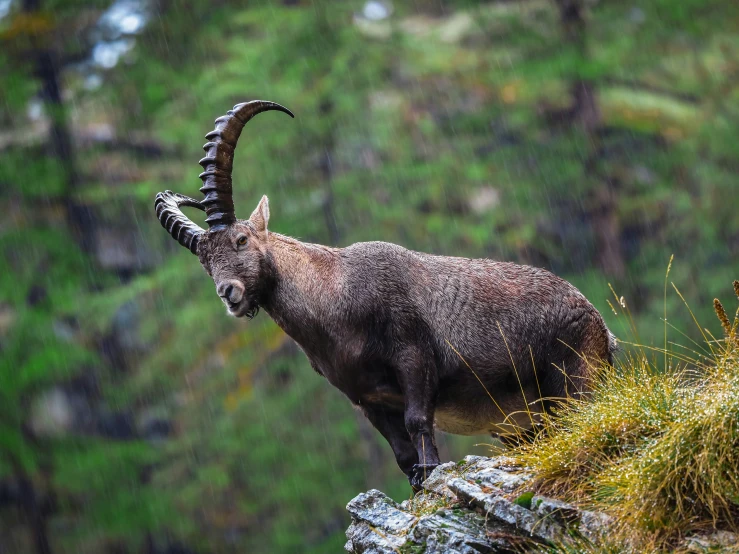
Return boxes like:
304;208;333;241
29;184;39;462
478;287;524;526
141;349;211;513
263;233;341;342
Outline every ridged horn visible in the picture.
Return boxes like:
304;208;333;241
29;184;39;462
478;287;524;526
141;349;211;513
198;100;294;228
154;191;205;254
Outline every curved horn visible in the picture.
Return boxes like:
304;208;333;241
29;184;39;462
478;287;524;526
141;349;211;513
198;100;294;228
155;191;205;254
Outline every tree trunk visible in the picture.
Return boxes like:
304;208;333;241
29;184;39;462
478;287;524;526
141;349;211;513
22;0;94;252
319;142;341;245
592;183;626;278
318;100;341;245
554;0;625;278
572;79;601;135
15;472;52;554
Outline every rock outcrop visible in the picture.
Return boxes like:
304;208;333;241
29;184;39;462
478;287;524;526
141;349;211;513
344;455;611;553
345;455;739;553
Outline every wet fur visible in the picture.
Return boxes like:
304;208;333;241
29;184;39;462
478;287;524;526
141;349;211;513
197;197;616;487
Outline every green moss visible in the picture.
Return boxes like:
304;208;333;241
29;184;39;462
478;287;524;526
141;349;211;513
514;491;535;510
399;540;427;554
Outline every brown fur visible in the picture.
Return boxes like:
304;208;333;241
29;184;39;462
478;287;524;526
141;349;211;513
196;196;617;487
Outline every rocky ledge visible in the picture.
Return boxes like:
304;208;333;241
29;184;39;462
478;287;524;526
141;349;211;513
344;455;608;553
344;455;738;554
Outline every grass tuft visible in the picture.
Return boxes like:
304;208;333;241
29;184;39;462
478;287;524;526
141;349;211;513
714;298;732;339
511;281;739;552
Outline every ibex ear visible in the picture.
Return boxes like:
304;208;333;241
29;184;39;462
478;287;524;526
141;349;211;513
249;195;270;236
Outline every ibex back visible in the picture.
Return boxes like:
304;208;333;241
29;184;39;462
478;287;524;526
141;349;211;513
155;101;617;488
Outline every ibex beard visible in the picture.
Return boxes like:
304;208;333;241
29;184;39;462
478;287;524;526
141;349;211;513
155;100;617;490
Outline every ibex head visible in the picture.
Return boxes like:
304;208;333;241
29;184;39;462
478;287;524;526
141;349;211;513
154;100;294;318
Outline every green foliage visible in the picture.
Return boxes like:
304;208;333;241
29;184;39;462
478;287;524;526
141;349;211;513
1;0;738;552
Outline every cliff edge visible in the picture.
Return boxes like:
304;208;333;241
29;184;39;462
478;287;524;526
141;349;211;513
344;455;737;554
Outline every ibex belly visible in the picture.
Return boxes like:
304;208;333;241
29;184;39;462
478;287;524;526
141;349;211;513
434;388;543;436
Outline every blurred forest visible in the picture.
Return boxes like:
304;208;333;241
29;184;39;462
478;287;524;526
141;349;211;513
0;0;737;552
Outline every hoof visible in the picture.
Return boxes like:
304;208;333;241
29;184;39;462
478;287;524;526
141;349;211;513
409;463;438;490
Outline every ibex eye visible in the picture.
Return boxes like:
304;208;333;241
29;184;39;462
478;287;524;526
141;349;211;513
237;236;247;246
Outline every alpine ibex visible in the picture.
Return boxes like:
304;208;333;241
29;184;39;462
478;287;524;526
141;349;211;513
155;100;617;488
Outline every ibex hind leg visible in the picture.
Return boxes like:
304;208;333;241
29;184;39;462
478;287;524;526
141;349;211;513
569;312;614;396
540;312;612;407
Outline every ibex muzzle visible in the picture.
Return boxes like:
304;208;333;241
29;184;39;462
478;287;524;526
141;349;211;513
155;100;617;489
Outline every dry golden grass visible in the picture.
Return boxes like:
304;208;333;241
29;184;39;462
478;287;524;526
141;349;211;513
512;280;739;552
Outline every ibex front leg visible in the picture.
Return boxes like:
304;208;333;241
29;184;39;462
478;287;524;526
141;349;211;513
397;347;441;490
360;406;418;477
